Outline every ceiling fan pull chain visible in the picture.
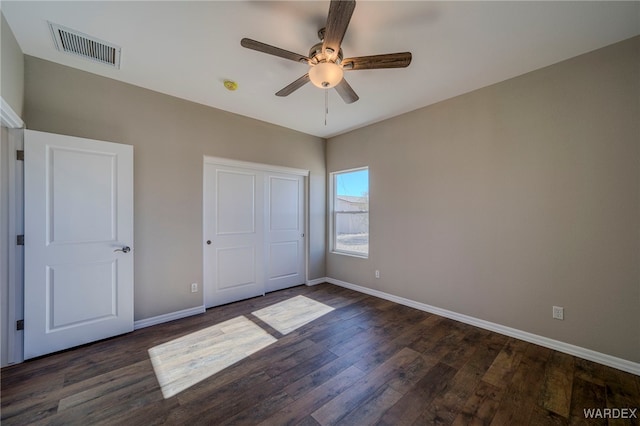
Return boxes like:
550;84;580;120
325;89;328;126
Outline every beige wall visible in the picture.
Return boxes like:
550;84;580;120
1;12;24;117
23;56;326;321
327;37;640;363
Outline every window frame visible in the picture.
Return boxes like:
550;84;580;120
330;167;369;258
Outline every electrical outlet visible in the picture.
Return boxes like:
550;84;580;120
552;306;564;320
375;270;380;279
191;283;198;293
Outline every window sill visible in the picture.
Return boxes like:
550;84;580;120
331;250;369;259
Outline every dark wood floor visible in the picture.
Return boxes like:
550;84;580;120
1;283;639;425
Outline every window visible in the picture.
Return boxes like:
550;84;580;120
331;167;369;257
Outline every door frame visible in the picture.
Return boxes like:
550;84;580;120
1;96;25;366
202;156;309;307
3;127;24;366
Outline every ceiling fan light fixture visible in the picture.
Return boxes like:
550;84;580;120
309;62;343;89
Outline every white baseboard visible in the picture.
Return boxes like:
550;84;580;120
306;277;327;286
134;305;205;330
325;277;640;376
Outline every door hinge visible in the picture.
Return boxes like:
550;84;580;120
16;150;24;161
16;235;24;245
16;320;24;331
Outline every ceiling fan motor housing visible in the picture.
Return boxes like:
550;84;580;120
308;41;343;65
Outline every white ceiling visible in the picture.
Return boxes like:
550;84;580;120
2;1;639;138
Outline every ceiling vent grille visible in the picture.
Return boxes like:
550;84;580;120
48;22;121;69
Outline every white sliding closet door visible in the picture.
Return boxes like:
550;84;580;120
203;158;307;308
203;163;264;307
265;172;305;292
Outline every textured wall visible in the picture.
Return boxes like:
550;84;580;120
327;37;640;363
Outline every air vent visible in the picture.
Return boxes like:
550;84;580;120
48;22;121;69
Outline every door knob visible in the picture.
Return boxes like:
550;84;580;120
206;240;212;245
114;246;131;253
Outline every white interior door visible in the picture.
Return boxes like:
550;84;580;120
265;173;305;292
24;130;134;359
204;163;264;308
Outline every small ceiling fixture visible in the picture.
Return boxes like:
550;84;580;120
223;80;238;91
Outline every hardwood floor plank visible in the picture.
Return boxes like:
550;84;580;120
573;358;607;387
385;353;438;393
316;324;372;352
568;378;606;425
378;362;458;425
490;343;551;424
0;370;64;418
311;347;422;425
440;327;491;370
416;363;485;425
482;338;529;388
528;405;570;425
282;353;357;400
464;332;508;376
221;389;293;425
538;351;575;418
352;320;428;373
57;360;156;411
338;384;403;425
40;375;162;426
172;372;283;425
326;325;381;357
258;366;366;426
452;380;504;426
420;320;470;359
297;415;322;426
269;349;338;388
174;337;315;405
603;366;640;426
263;341;327;378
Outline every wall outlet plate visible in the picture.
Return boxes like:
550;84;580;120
191;283;198;293
552;306;564;320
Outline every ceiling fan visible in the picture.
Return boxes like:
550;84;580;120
241;0;412;104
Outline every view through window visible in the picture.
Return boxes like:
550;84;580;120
333;168;369;257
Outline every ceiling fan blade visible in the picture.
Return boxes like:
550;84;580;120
323;0;356;56
342;52;412;70
276;74;311;97
334;78;359;104
241;38;310;63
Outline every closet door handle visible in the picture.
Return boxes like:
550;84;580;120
114;246;131;253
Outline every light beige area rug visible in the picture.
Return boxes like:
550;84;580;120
252;295;334;335
148;315;277;398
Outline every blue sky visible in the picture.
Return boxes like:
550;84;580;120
336;169;368;196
